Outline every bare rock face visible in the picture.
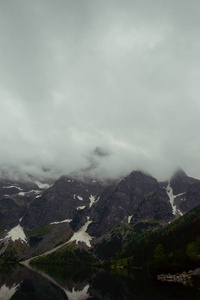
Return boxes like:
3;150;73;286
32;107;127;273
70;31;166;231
169;169;200;214
170;169;199;195
88;171;173;237
3;168;200;260
180;182;200;214
0;198;25;230
157;268;200;286
21;176;106;230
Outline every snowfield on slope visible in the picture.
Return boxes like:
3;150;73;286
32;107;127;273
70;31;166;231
2;224;27;243
165;183;184;216
67;217;93;247
89;195;99;208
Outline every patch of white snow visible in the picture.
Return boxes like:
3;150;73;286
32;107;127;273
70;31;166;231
35;195;41;198
18;190;40;196
177;209;183;216
174;192;186;198
35;181;51;189
5;225;27;243
77;206;86;210
89;195;99;208
50;219;72;225
166;182;177;215
128;215;133;224
18;192;25;196
3;186;22;190
77;196;83;201
0;283;19;300
67;217;93;247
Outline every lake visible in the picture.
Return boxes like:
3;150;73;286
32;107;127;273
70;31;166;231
1;264;200;299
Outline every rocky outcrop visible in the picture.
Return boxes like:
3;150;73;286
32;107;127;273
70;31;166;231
167;169;200;215
157;268;200;286
21;176;106;230
180;182;200;214
88;171;173;237
0;198;25;230
170;169;199;195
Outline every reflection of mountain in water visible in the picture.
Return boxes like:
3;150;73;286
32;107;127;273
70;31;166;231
1;264;200;299
0;264;67;300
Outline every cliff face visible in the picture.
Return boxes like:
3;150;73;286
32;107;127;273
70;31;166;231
1;169;200;260
88;171;173;237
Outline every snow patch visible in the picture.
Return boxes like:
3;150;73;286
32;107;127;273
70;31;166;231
3;185;22;190
18;192;25;196
35;195;41;198
177;209;183;216
77;206;86;210
67;217;93;247
50;219;72;225
18;190;41;196
0;283;19;300
4;225;27;243
89;195;99;208
77;196;83;201
174;192;186;198
65;284;89;300
35;181;51;189
128;215;133;224
166;183;177;215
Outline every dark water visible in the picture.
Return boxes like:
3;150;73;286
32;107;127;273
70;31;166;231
1;264;200;300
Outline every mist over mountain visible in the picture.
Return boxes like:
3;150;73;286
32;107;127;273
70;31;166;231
1;166;200;263
1;1;200;182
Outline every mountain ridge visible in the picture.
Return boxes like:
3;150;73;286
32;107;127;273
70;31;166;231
1;168;200;263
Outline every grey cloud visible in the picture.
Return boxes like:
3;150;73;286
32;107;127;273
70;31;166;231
0;0;200;181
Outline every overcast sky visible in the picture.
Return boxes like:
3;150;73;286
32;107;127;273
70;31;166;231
0;0;200;181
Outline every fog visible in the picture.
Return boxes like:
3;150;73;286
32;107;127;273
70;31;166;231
1;0;200;181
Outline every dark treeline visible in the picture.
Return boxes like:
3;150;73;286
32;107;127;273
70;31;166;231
94;206;200;275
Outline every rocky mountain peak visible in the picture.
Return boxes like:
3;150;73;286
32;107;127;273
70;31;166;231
171;169;187;180
170;169;198;195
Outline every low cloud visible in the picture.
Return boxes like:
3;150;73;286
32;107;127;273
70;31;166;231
0;1;200;181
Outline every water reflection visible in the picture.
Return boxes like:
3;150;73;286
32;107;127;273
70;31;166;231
65;284;89;300
0;283;19;300
1;264;200;300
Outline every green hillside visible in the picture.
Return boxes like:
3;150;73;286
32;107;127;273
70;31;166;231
95;205;200;275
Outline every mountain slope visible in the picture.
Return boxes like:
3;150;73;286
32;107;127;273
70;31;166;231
1;169;200;263
87;171;173;237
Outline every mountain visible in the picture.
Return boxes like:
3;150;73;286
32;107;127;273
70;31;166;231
88;171;173;237
1;169;200;263
170;169;198;194
21;175;106;231
167;169;200;215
